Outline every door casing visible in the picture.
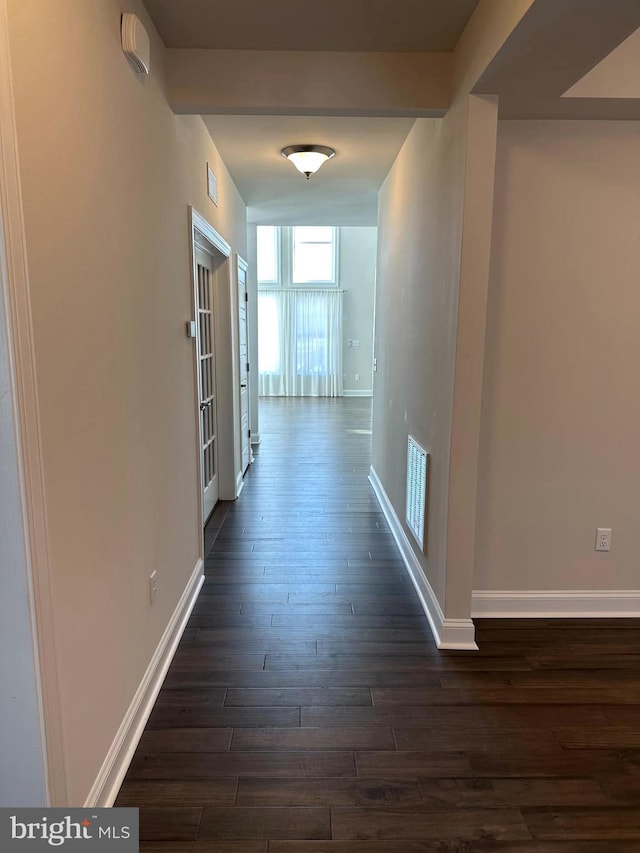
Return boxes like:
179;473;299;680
236;253;251;476
189;208;242;532
195;245;220;521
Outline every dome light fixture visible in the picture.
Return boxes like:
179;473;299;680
281;144;336;180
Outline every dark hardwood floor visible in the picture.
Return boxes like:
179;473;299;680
116;397;640;851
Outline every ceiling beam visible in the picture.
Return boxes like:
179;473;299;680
166;49;452;116
473;0;640;119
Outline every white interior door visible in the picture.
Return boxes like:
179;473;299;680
196;246;219;520
237;258;251;474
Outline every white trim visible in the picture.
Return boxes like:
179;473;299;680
343;390;373;397
472;589;640;619
235;472;245;498
189;207;239;510
250;432;261;446
190;207;230;259
85;560;205;808
235;252;251;480
369;466;477;650
0;0;67;804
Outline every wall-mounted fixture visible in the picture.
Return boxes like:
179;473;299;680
121;13;150;75
207;163;219;206
281;145;335;180
406;435;429;554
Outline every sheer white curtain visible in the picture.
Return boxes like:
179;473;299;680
258;289;343;397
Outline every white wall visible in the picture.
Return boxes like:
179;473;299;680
0;237;47;806
340;227;377;395
166;48;451;116
7;0;246;804
475;120;640;593
373;115;465;609
372;0;530;636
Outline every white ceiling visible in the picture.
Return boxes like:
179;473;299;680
144;0;477;225
564;26;640;99
474;0;640;119
203;115;415;225
144;0;479;52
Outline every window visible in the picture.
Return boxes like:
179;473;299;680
257;292;280;373
292;226;336;284
258;288;343;397
256;225;279;284
257;226;338;287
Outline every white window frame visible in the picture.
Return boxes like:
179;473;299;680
257;226;339;289
256;225;281;286
291;226;338;287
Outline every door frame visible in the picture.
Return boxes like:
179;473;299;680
0;0;64;804
236;253;251;478
194;244;221;519
189;208;241;530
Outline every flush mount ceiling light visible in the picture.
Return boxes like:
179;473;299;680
281;145;336;180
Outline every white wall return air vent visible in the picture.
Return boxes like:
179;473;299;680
121;13;150;75
406;435;429;553
207;164;219;206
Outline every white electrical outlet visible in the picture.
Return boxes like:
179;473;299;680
352;339;360;347
595;528;612;552
355;373;360;381
149;570;158;603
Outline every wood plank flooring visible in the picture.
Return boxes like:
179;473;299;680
116;398;640;850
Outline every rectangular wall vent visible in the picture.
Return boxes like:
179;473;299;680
406;435;429;553
207;163;218;206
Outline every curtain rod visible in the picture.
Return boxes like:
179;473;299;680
259;288;347;292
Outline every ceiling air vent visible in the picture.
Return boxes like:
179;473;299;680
121;13;150;75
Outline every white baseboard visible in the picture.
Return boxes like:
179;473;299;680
84;560;205;807
344;390;373;397
368;466;477;650
236;472;245;498
473;589;640;619
250;432;260;446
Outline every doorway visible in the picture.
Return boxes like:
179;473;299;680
190;207;243;528
195;245;219;520
236;255;251;475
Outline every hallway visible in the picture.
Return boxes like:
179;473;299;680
117;399;640;850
